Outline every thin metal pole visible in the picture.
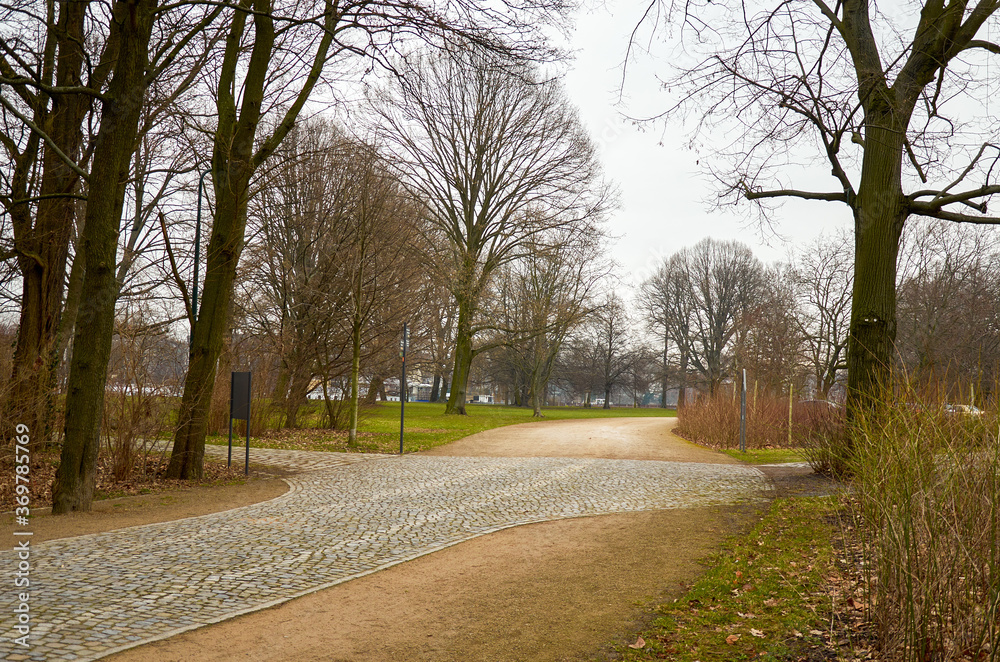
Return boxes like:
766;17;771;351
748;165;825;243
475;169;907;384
400;323;407;455
245;372;251;476
740;368;747;453
228;373;234;467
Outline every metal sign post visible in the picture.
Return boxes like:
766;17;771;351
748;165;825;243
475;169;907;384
229;371;252;475
399;323;407;455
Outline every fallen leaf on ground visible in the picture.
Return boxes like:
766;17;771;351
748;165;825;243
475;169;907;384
750;629;765;638
726;634;741;645
628;636;645;649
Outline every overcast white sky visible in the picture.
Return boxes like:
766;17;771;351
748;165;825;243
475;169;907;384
559;0;852;285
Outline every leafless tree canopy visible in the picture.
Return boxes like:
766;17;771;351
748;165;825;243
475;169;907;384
371;45;612;413
635;0;1000;419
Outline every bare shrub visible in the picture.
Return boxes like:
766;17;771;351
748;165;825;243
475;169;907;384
675;391;797;449
794;402;849;475
103;310;184;481
850;380;1000;661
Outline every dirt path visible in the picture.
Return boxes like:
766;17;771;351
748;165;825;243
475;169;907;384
420;417;739;463
103;417;765;662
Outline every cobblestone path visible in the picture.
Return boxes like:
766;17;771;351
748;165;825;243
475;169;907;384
2;449;770;661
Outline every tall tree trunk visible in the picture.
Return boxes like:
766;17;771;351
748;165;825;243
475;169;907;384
661;335;669;408
603;386;611;409
168;0;334;476
282;365;311;429
52;0;154;513
430;374;441;402
348;314;362;446
445;298;474;415
168;0;272;478
846;119;906;423
677;350;688;411
3;0;89;447
364;376;382;405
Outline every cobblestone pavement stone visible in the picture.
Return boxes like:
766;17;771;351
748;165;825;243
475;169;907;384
2;448;770;661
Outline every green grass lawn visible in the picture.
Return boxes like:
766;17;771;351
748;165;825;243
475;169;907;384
616;496;844;661
209;402;676;454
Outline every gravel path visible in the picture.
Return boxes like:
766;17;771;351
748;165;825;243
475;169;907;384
2;430;770;662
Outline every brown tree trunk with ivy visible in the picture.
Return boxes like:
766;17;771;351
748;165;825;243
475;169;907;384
51;0;155;513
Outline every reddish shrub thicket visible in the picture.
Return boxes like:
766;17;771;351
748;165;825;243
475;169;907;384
675;393;845;450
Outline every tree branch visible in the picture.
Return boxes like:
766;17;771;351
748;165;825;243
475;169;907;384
964;39;1000;54
158;212;194;325
909;207;1000;225
0;93;89;180
908;184;1000;210
744;185;848;203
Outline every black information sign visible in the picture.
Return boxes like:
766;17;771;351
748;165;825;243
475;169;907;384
229;371;251;475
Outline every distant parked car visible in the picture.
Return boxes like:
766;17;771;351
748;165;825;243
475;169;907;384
944;404;984;417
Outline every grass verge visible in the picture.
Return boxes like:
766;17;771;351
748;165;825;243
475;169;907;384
616;497;856;661
720;448;807;465
210;403;676;454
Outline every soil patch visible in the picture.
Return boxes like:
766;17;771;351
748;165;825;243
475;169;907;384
758;464;841;498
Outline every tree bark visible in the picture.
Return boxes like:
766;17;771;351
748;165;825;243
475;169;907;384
444;298;475;415
348;313;362;446
677;350;688;411
661;335;669;408
364;376;382;405
51;0;155;513
168;0;335;477
430;374;440;402
846;119;906;421
3;0;90;447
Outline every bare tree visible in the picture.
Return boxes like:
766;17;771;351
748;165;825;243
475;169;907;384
484;229;608;415
52;0;228;513
895;219;1000;396
788;232;854;400
372;47;611;414
645;238;767;397
639;254;696;408
734;265;804;396
585;293;634;408
639;0;1000;418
